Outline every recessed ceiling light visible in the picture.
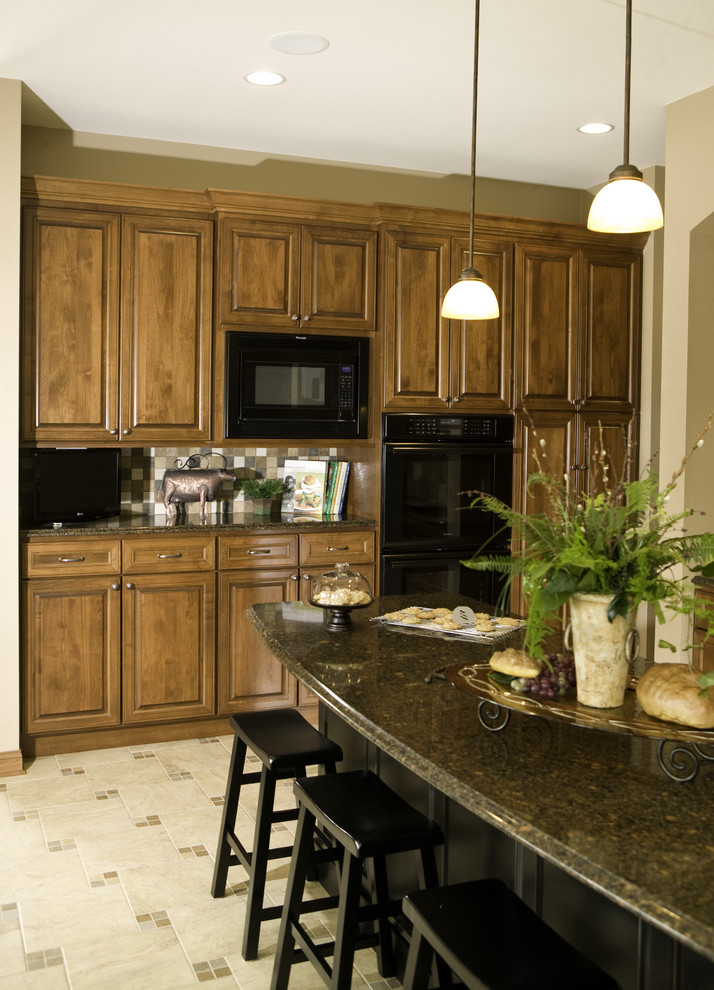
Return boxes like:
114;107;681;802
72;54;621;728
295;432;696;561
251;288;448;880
578;122;615;135
244;71;286;87
269;32;329;55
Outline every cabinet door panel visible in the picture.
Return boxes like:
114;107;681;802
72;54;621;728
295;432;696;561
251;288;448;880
22;208;119;441
580;249;640;409
451;238;513;410
23;577;120;732
578;410;636;497
123;572;215;723
218;570;297;712
217;218;300;327
515;244;578;409
383;231;451;409
302;227;377;331
517;409;576;521
121;217;212;442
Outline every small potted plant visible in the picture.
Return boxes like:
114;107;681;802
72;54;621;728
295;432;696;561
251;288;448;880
463;416;714;709
240;477;285;514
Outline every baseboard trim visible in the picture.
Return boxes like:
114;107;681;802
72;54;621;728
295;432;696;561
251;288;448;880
0;749;25;777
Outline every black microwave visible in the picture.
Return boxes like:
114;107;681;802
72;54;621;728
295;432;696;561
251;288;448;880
225;332;369;440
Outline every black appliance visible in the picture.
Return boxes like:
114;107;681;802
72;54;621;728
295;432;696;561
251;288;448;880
224;332;369;439
31;447;121;525
380;413;514;607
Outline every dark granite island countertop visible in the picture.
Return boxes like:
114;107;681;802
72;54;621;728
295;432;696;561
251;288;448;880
248;594;714;975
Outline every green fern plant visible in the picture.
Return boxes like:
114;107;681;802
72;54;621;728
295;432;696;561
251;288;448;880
240;478;285;499
462;416;714;674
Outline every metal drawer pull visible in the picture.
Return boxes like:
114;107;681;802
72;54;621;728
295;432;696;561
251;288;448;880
157;553;182;559
247;548;272;555
326;546;349;552
58;556;86;563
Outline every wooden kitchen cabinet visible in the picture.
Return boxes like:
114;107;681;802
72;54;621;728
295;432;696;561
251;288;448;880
22;207;212;444
217;534;299;713
382;229;512;411
217;217;377;332
693;584;714;673
122;570;215;724
22;537;122;734
514;241;640;513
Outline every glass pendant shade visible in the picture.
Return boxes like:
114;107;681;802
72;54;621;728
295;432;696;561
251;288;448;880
441;267;500;320
586;0;663;234
587;169;663;234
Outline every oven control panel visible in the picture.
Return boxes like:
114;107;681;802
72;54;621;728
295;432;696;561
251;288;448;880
382;413;513;443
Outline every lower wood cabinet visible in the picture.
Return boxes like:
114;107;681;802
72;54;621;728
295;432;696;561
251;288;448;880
23;575;121;733
218;567;298;713
122;572;215;723
21;526;376;746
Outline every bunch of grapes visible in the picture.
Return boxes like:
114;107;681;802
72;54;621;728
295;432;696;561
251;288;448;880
509;655;576;699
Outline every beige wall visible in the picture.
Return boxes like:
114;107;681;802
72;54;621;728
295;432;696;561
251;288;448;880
21;125;591;224
654;85;714;660
0;79;21;766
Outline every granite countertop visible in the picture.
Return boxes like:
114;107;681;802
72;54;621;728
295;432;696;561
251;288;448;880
20;512;376;538
248;593;714;963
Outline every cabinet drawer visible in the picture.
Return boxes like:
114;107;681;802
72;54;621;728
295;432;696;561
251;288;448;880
219;534;299;570
23;538;121;578
299;530;375;567
122;535;215;573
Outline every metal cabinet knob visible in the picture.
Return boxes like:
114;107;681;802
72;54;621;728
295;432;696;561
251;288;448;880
302;314;311;322
290;574;299;581
122;428;132;436
291;314;300;322
111;583;121;591
109;428;118;436
125;582;135;590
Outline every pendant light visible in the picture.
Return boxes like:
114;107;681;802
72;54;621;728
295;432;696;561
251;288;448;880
587;0;663;234
441;0;499;320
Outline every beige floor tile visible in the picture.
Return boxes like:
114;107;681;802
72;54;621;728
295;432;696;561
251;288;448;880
119;857;221;918
0;967;71;988
0;813;47;859
55;746;135;769
4;774;95;815
76;822;182;876
191;764;239;804
63;925;195;990
2;754;62;783
115;777;216;818
39;796;135;842
158;804;226;852
0;908;27;978
149;737;232;774
82;756;171;791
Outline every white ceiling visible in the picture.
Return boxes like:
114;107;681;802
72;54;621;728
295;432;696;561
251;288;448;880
3;0;714;190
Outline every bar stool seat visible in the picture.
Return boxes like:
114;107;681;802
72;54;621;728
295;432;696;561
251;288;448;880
211;709;342;960
402;878;620;990
270;769;445;990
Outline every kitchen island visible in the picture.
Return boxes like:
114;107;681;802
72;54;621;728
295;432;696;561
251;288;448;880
248;594;714;990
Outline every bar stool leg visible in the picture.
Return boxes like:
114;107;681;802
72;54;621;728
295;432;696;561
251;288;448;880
211;734;248;897
270;803;318;990
369;856;396;978
242;765;278;960
331;852;366;990
402;928;433;990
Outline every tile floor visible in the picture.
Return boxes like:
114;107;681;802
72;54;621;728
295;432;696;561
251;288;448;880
0;735;402;990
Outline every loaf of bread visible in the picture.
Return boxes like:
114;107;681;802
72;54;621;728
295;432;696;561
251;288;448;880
489;648;541;679
636;663;714;729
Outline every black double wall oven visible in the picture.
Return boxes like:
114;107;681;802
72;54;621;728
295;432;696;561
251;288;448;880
380;413;514;607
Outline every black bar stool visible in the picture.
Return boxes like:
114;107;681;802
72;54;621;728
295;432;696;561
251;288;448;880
211;709;342;960
270;768;445;990
402;878;621;990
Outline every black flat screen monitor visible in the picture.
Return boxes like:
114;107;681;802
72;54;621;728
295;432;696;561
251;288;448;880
31;448;121;525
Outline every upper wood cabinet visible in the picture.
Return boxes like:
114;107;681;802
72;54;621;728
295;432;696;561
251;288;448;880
217;218;377;332
382;229;513;412
22;207;213;444
515;241;640;415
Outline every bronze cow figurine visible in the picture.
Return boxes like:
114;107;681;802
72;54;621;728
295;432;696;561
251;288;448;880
162;467;236;521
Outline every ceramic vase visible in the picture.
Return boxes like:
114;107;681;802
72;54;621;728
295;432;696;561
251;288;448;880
567;592;637;708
